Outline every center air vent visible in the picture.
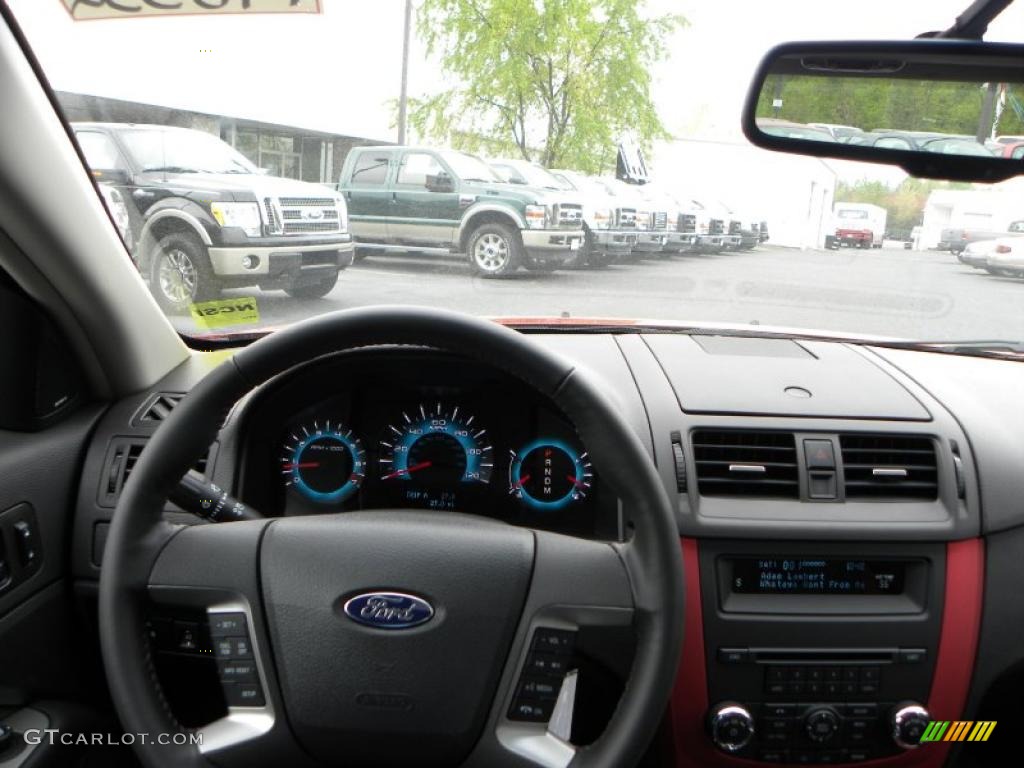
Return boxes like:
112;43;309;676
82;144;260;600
131;392;186;426
692;430;799;498
840;434;938;500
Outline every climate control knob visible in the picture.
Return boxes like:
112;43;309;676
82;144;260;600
803;706;841;744
891;702;931;749
707;702;754;753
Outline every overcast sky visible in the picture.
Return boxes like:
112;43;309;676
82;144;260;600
8;0;1024;182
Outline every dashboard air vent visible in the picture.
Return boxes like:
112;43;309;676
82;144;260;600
99;438;146;507
98;437;214;507
840;434;938;500
132;392;185;426
692;430;799;498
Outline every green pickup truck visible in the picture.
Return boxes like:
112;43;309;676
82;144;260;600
337;146;585;276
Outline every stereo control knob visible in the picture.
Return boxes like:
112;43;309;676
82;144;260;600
707;702;754;753
804;706;841;744
891;702;931;749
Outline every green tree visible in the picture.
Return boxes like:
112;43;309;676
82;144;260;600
409;0;685;173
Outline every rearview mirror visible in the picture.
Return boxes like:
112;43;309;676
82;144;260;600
742;40;1024;182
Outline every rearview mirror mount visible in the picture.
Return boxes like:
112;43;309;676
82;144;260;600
742;40;1024;182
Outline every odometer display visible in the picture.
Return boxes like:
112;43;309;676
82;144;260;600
379;403;493;493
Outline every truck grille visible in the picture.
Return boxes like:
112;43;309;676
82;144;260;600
616;208;637;229
679;214;696;233
268;196;343;236
652;211;668;230
554;203;584;229
709;218;724;235
728;221;741;236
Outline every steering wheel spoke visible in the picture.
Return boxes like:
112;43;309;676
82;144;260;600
470;531;635;768
146;520;308;767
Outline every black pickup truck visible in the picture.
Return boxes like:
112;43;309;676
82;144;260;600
73;123;354;311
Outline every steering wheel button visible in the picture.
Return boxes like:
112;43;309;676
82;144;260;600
209;613;248;637
517;677;561;700
223;682;265;708
218;659;258;683
214;636;253;659
173;621;199;651
524;653;569;676
531;628;575;654
508;697;555;722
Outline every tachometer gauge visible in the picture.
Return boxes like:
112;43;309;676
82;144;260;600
281;421;366;504
379;403;493;487
509;439;592;511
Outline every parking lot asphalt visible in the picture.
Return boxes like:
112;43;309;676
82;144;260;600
175;245;1024;342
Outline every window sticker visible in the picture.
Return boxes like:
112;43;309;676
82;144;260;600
62;1;320;22
189;297;260;330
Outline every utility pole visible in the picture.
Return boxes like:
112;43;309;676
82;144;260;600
397;0;413;145
976;82;999;144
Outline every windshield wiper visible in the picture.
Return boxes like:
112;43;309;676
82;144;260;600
141;165;202;174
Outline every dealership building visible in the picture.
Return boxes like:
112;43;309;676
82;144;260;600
57;91;391;187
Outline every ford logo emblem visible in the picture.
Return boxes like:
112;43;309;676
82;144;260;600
301;208;325;221
342;592;434;630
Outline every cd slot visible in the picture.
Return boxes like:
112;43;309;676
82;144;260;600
751;648;896;664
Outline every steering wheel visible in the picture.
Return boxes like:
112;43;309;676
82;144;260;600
99;307;684;768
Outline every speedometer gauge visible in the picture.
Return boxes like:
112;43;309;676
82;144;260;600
509;439;592;511
379;403;493;488
281;421;366;504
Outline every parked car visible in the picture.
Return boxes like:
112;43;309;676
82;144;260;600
338;146;584;276
808;123;863;142
595;178;666;256
758;220;770;243
72;123;354;311
706;201;743;250
982;237;1024;277
757;118;838;142
531;166;640;267
829;202;887;249
941;220;1024;255
958;239;999;269
635;183;696;256
999;141;1024;159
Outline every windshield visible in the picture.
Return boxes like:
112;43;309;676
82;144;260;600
492;160;566;190
120;128;259;174
9;0;1024;348
438;150;501;182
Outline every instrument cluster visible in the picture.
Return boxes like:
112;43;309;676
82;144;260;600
239;352;615;538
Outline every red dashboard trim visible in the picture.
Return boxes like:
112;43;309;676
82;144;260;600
670;537;984;768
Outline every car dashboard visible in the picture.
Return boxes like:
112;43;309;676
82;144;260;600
237;351;619;540
54;329;1024;768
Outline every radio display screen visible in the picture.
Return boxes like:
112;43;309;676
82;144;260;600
730;557;907;595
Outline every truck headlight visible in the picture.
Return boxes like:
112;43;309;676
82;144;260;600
210;202;261;237
593;208;613;230
636;210;651;230
698;218;710;234
525;204;547;229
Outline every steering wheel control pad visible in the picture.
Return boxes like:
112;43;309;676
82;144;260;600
260;512;533;766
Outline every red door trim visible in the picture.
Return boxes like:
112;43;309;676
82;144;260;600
669;537;984;768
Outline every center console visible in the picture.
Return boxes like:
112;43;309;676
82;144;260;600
671;538;983;768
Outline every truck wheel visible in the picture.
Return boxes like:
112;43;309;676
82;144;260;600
284;269;340;299
469;223;521;277
149;232;219;313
